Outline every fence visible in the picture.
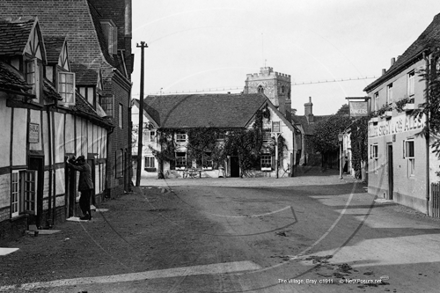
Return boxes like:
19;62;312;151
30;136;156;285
431;183;440;218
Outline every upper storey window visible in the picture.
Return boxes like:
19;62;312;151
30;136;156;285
58;72;76;106
407;71;415;98
25;59;40;103
387;83;393;105
258;85;264;94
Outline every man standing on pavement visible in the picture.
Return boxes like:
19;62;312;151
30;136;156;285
66;155;94;220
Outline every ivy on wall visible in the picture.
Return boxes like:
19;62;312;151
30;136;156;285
148;105;286;178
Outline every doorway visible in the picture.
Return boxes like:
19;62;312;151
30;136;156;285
65;155;77;217
387;144;394;200
29;156;44;227
230;156;240;177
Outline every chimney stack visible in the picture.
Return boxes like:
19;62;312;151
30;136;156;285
304;96;313;116
391;57;396;66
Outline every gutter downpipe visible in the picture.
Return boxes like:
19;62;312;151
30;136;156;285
424;51;431;217
46;106;53;226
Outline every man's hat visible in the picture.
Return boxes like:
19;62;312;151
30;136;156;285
77;155;86;162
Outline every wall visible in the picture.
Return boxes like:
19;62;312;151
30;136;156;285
367;58;435;213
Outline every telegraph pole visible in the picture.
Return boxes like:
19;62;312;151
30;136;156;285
136;41;148;187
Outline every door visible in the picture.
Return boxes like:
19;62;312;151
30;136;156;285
65;155;77;217
87;157;96;206
230;156;240;177
29;157;43;227
387;144;394;200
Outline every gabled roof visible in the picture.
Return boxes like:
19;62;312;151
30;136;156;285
365;13;440;92
44;36;66;64
0;17;35;56
138;94;268;129
0;0;125;83
0;61;30;92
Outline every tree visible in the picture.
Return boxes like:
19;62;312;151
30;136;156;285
310;114;352;156
411;53;440;157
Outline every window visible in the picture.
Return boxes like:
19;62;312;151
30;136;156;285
261;154;272;171
258;85;264;94
100;95;114;117
216;131;225;140
149;131;155;142
145;156;155;168
176;132;186;142
26;59;40;102
387;83;393;105
11;170;37;218
404;140;415;177
272;121;281;133
79;86;95;106
119;103;123;128
202;152;213;170
116;149;123;178
408;71;415;97
263;129;271;142
58;72;75;105
374;92;379;111
175;152;187;170
370;144;378;174
11;171;19;217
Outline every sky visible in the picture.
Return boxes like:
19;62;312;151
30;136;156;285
131;0;440;116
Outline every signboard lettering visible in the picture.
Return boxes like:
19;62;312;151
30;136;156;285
349;101;368;117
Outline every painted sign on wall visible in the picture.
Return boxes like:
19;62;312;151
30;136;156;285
29;123;39;143
369;114;425;137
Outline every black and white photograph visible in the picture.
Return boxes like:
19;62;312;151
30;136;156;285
1;0;440;292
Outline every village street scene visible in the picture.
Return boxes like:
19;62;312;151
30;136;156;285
1;1;440;292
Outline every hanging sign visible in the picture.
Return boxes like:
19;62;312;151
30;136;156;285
349;101;369;117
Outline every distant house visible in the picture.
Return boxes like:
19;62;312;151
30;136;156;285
291;97;332;167
364;13;440;215
0;0;134;198
0;17;112;240
132;94;298;178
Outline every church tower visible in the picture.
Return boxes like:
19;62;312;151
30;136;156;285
244;67;291;120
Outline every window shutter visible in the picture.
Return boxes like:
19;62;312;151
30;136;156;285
403;140;406;158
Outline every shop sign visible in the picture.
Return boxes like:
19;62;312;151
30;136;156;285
29;123;40;143
369;114;425;137
349;101;368;117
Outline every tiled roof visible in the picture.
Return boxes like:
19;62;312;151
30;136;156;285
70;63;99;86
291;115;331;135
0;17;34;56
140;94;268;129
44;36;65;64
73;93;113;128
0;61;30;92
365;13;440;92
43;79;61;101
0;0;118;80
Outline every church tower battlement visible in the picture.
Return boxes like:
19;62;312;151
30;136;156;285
244;67;291;120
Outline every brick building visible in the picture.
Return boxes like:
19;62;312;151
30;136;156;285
0;0;134;198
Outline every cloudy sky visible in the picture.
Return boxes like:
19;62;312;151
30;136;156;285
131;0;440;115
